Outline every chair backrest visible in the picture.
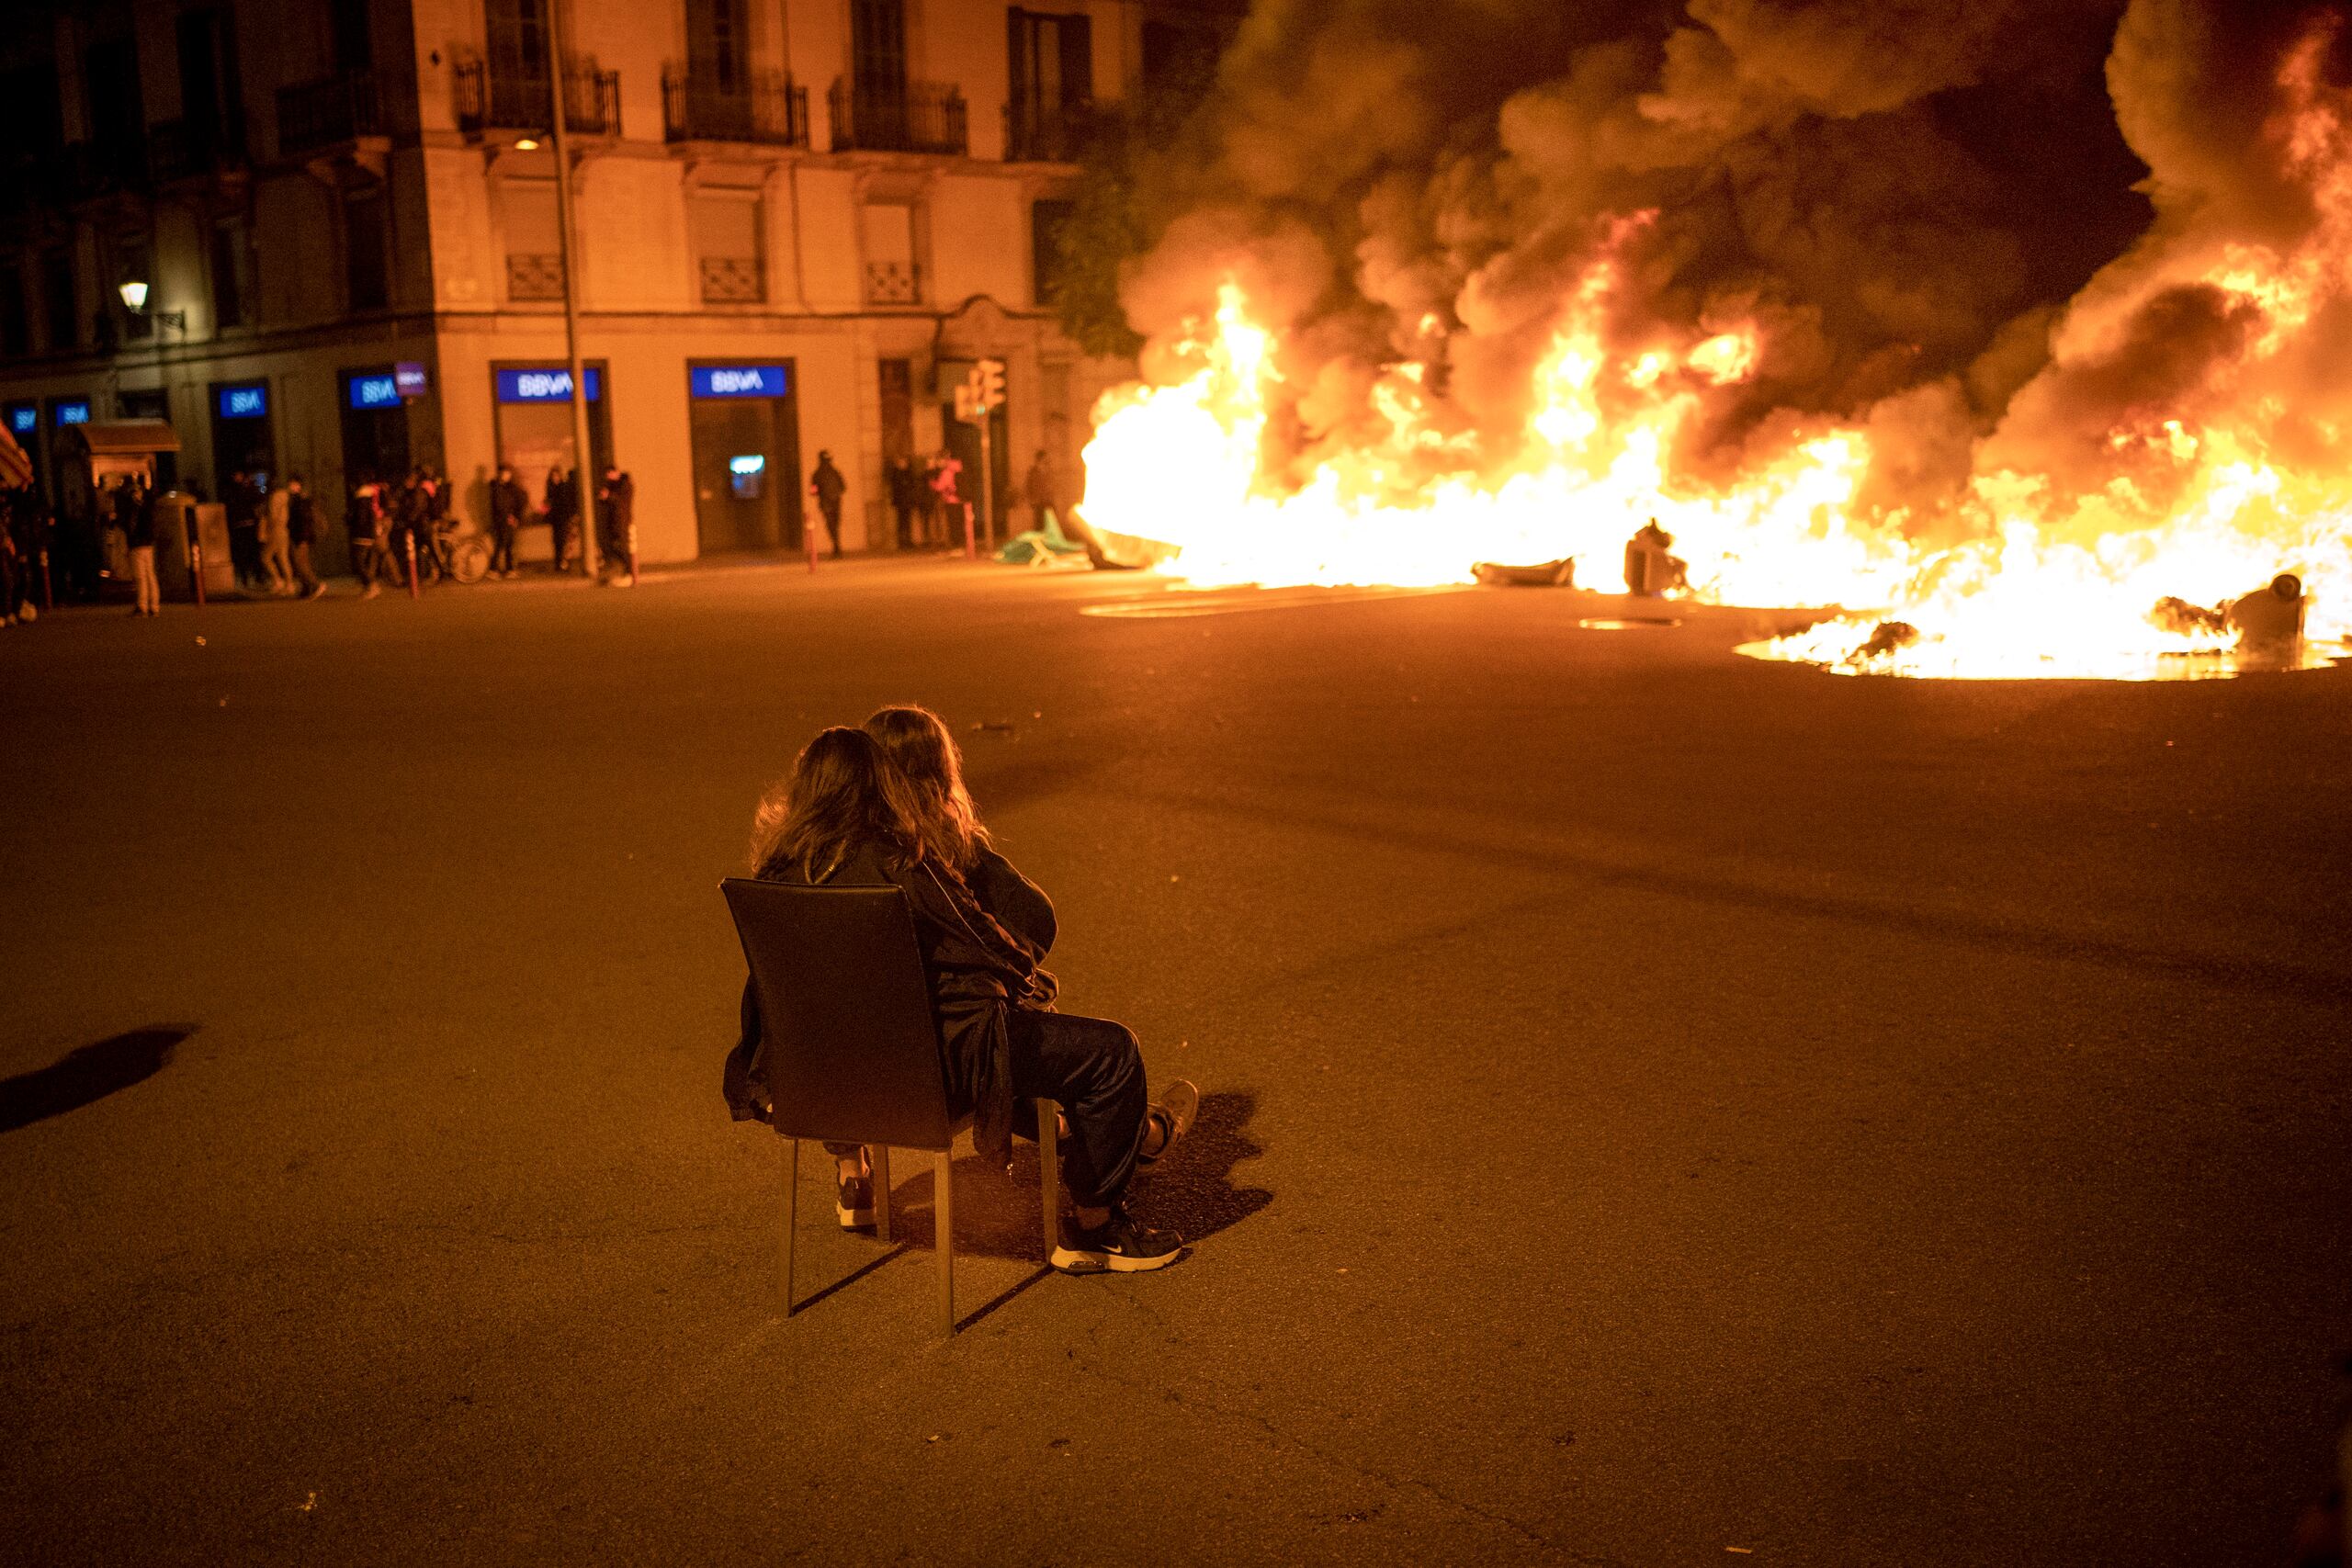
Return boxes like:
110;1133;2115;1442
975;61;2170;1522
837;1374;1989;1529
721;878;956;1152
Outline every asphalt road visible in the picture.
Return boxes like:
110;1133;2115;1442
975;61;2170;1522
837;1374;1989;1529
3;558;2348;1566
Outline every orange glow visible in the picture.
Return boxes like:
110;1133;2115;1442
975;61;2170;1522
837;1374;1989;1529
1075;29;2352;680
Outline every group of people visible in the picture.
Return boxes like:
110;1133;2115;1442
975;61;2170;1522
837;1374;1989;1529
726;705;1199;1272
0;485;56;626
878;447;1073;555
345;461;637;596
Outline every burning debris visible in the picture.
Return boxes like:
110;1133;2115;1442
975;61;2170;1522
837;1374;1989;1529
1069;0;2352;678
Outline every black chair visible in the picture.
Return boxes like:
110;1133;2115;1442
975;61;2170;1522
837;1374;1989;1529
722;877;1060;1337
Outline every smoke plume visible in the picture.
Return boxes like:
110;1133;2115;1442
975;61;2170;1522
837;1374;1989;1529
1116;0;2352;532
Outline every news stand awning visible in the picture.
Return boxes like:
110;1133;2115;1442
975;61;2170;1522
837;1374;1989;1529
0;421;29;488
62;420;182;457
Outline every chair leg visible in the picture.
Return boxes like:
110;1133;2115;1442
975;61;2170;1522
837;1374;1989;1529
871;1145;893;1243
1038;1098;1061;1259
780;1135;798;1317
936;1149;955;1337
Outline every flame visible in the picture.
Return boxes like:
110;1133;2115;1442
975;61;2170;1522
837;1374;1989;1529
1074;28;2352;680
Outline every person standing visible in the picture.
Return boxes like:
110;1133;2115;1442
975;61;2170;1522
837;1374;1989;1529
887;454;918;549
126;476;161;616
285;475;323;599
928;448;964;547
488;465;526;579
224;469;262;588
546;467;576;573
596;463;635;586
259;478;296;595
809;450;846;559
1023;449;1057;536
348;476;389;599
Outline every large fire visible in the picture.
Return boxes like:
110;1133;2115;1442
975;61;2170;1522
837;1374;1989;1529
1074;25;2352;680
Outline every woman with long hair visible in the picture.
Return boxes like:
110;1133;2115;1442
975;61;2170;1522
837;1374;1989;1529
863;704;1056;953
727;727;1196;1272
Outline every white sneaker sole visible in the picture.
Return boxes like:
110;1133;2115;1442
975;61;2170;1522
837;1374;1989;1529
1050;1243;1184;1274
836;1204;874;1229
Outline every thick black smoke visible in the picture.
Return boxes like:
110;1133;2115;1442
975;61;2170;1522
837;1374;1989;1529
1119;0;2349;525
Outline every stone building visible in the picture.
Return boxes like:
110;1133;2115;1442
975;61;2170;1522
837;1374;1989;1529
0;0;1238;567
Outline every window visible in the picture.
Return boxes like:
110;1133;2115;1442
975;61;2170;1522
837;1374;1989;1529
486;0;549;83
330;0;373;73
689;192;762;303
502;180;563;300
210;218;251;329
1008;11;1091;160
850;0;907;96
345;188;388;310
686;0;749;95
0;260;27;358
83;39;146;186
40;248;76;352
860;202;918;305
175;8;248;162
1031;197;1074;307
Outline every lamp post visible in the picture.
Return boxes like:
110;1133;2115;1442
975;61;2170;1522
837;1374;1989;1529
543;4;599;581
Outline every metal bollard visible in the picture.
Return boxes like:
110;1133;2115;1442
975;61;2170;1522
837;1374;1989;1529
40;547;52;610
963;502;977;561
404;531;420;600
806;511;818;574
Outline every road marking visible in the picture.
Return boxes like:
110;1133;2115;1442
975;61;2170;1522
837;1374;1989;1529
1079;584;1469;619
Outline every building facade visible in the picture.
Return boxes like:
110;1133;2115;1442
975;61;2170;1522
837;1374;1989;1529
0;0;1238;567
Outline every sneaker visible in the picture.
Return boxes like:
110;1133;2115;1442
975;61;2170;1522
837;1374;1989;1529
1137;1078;1201;1168
836;1174;875;1230
361;583;380;600
306;582;327;599
1051;1206;1185;1274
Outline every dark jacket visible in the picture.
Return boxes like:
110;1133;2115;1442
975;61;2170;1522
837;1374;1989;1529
599;473;633;529
811;458;846;509
724;841;1057;1164
969;845;1056;953
125;488;157;548
288;491;317;546
490;478;527;525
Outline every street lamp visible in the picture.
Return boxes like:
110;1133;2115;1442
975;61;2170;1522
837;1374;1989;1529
117;278;186;330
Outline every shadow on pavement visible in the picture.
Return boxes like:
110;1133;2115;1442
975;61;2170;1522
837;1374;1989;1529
0;1025;192;1134
878;1089;1272;1266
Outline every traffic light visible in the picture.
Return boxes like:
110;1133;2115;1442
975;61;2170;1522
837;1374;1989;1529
977;358;1006;411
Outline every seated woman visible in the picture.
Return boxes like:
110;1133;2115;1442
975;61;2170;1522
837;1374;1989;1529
863;705;1056;953
734;727;1196;1272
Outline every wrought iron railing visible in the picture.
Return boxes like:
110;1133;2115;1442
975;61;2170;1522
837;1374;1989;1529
828;78;967;155
148;115;248;182
699;255;764;303
864;259;921;305
455;56;620;138
277;69;384;157
506;253;565;301
1004;96;1095;163
662;67;808;146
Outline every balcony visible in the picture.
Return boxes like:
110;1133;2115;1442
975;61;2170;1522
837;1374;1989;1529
62;138;148;202
864;259;922;306
455;56;620;140
662;67;808;147
277;70;385;158
1004;96;1095;164
146;117;247;184
828;79;967;156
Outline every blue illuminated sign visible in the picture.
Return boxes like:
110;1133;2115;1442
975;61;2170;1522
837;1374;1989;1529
54;400;90;425
347;373;401;410
691;365;788;400
6;404;34;435
495;367;602;403
217;383;267;420
395;362;429;399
